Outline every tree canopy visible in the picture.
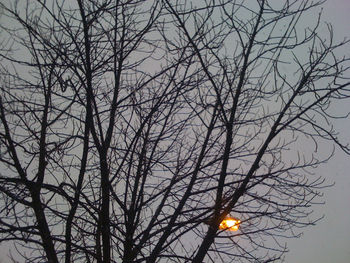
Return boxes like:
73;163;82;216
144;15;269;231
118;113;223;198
0;0;349;262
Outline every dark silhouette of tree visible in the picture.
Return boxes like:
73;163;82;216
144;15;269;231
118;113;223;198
0;0;349;262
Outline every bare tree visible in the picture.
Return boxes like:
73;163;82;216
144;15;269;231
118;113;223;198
0;0;349;262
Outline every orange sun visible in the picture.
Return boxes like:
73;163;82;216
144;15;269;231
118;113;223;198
219;217;240;231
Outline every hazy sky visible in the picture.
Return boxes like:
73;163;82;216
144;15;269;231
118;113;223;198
0;1;349;262
284;1;350;262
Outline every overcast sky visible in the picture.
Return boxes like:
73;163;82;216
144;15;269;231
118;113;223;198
0;1;349;262
284;1;350;262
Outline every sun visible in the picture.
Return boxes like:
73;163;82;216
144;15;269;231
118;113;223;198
219;217;241;231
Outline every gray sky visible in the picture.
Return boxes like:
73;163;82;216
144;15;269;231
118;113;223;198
284;1;350;262
0;1;349;262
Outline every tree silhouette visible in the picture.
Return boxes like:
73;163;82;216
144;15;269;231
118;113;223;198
0;0;349;262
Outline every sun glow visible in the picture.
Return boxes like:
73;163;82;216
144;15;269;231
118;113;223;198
219;218;240;231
